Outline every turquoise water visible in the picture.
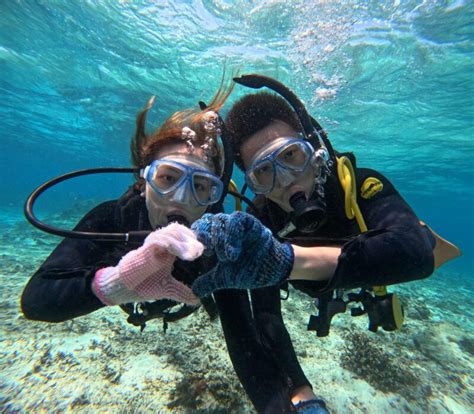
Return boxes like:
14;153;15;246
1;1;473;413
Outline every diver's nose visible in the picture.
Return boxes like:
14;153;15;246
169;183;192;205
275;165;297;188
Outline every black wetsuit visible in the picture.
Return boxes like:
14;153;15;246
229;159;437;412
21;161;435;413
251;163;435;296
21;184;303;413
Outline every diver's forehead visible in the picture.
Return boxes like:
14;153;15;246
159;153;211;170
153;142;212;170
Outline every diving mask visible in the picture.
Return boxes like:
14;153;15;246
142;158;223;207
246;137;317;194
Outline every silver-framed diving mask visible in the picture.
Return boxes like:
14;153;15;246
245;137;328;194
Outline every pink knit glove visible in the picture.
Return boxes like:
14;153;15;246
92;223;203;306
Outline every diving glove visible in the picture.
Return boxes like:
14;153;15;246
190;212;294;297
92;223;202;306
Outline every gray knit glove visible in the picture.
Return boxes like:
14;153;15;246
190;212;294;297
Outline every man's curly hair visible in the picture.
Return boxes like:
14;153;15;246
226;92;302;170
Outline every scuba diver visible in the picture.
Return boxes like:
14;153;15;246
21;90;231;320
21;83;314;414
188;74;461;412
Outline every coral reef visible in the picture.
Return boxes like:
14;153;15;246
459;336;474;356
1;210;473;413
340;330;419;393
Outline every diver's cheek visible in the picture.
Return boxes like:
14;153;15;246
145;188;167;229
146;202;169;229
292;168;316;198
267;187;293;212
303;175;316;198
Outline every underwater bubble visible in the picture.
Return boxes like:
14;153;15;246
181;126;197;142
208;146;217;157
186;140;195;153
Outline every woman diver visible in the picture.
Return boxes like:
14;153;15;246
21;82;313;414
21;88;232;320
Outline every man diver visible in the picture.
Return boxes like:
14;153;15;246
189;74;461;412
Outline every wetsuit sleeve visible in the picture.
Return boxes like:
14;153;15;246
327;168;435;291
21;201;122;322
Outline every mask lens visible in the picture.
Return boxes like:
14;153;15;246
150;163;185;193
192;173;222;205
248;159;275;193
145;160;223;206
277;142;309;170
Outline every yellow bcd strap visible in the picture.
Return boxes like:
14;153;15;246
337;156;387;296
337;156;367;232
336;157;461;297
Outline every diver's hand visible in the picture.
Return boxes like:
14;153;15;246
190;212;294;297
92;223;202;305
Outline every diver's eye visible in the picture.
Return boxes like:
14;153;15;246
152;164;183;190
193;177;211;193
193;177;215;204
279;144;307;168
153;172;181;190
255;164;270;176
157;174;178;185
253;161;274;187
194;182;204;192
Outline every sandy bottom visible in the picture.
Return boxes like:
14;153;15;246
1;212;473;413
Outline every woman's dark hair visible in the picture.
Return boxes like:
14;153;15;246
225;92;302;170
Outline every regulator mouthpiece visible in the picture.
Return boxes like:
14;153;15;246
289;191;326;233
167;214;189;227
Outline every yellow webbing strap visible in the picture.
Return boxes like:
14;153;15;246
337;156;387;296
337;156;368;232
